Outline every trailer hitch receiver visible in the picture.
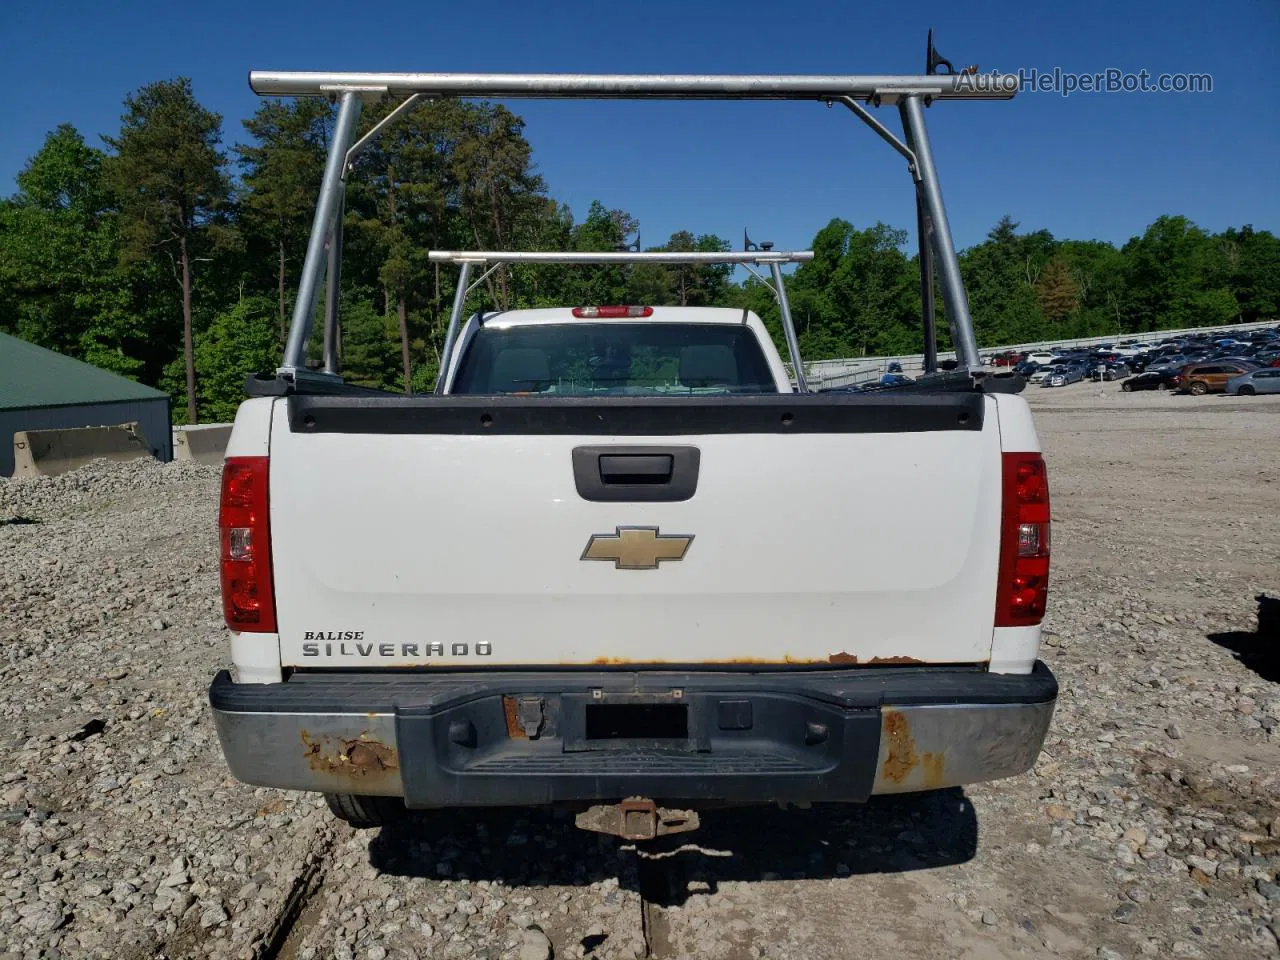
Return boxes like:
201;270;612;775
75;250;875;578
575;797;700;841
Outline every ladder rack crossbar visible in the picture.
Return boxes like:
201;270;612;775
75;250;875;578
249;71;1013;102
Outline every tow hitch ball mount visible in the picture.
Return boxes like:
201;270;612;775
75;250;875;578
575;797;700;841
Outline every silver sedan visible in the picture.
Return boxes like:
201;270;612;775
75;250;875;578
1226;368;1280;396
1043;364;1086;387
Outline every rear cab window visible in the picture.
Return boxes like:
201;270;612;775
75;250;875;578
451;322;779;396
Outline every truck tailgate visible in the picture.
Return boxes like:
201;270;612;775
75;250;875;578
267;393;1002;668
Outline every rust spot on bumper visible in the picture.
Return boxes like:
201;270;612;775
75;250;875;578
881;710;946;787
300;730;399;782
502;696;529;739
881;710;919;783
921;750;945;788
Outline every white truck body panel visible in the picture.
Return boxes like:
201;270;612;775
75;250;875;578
265;396;1007;669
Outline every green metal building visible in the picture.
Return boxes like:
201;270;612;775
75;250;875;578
0;332;172;476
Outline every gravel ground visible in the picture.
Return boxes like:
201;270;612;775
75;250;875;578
1;383;1278;960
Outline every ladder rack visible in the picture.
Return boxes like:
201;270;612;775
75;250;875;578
256;35;1014;388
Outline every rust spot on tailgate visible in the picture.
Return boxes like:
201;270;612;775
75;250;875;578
300;730;399;783
829;653;927;666
881;710;919;783
586;655;840;666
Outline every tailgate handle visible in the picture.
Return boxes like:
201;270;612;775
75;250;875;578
598;454;673;484
572;446;700;502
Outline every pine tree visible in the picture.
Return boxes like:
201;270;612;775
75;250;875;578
236;99;333;341
104;78;231;423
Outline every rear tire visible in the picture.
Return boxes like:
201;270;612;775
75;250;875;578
1122;382;1134;392
1189;381;1208;396
1239;385;1256;396
324;793;407;828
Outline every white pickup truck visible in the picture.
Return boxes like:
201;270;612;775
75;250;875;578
210;63;1056;839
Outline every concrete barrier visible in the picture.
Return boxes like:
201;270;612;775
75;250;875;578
11;423;156;477
173;423;232;466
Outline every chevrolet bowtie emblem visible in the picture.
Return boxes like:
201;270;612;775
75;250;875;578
581;527;694;570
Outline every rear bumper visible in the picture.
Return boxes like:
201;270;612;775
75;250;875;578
208;663;1057;807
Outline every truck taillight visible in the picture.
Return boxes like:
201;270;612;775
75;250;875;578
571;305;653;318
995;453;1050;627
219;456;276;632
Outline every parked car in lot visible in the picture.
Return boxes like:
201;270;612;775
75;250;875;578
1024;351;1059;366
1090;362;1130;381
1226;368;1280;396
1147;354;1193;374
1044;364;1087;387
1175;360;1261;395
1014;359;1041;377
1121;371;1175;391
1028;364;1059;384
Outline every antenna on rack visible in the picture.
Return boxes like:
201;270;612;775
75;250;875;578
926;29;979;76
743;229;773;252
926;29;954;75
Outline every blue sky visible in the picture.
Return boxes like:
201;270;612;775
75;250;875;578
2;0;1276;254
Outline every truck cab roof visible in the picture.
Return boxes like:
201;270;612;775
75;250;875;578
479;306;755;329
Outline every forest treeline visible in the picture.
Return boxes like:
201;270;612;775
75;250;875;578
2;78;1277;422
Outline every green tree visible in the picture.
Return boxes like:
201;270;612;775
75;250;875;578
626;231;733;307
563;200;638;306
347;99;469;391
1216;226;1280;323
0;125;116;357
773;219;920;360
340;295;404;391
236;98;333;341
452;102;547;309
960;216;1050;345
193;296;279;422
1055;240;1126;336
104;77;232;423
1120;215;1230;331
